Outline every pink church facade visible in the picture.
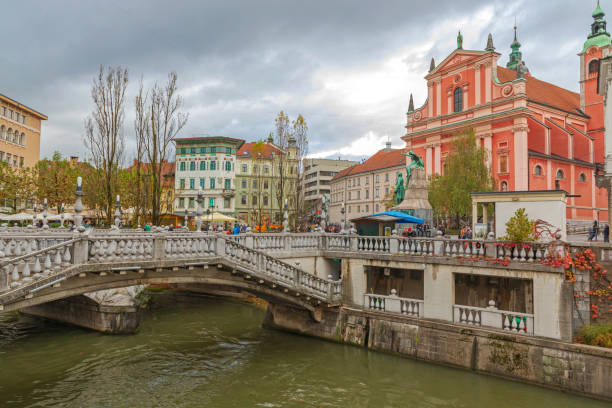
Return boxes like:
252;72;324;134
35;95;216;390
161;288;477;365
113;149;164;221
402;5;612;223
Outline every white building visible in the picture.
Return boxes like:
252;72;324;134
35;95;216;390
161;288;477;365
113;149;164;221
173;136;244;217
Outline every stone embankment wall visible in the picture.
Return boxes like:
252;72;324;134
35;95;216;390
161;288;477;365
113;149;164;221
264;303;612;401
22;295;142;334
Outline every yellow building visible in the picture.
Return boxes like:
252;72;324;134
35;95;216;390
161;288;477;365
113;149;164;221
0;93;47;168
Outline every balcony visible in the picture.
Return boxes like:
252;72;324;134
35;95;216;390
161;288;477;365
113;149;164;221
222;188;235;197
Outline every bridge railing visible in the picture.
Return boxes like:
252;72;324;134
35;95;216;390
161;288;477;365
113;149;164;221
0;232;342;303
1;238;80;290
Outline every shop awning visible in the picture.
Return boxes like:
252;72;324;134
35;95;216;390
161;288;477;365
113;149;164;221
350;211;424;224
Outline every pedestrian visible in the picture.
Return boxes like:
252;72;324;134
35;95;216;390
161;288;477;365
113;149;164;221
588;224;595;241
604;224;610;243
594;221;600;241
144;224;151;232
233;223;240;235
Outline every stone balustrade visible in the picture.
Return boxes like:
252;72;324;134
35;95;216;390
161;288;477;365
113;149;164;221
0;232;342;304
453;304;534;335
364;293;424;317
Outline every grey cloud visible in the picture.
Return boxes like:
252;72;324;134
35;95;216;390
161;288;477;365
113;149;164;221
0;0;601;160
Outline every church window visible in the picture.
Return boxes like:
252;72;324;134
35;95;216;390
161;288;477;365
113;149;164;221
534;165;543;176
589;59;599;75
453;87;463;112
556;169;564;180
499;155;508;173
500;181;508;192
578;173;587;183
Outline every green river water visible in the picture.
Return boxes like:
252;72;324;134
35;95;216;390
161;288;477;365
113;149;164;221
0;293;609;408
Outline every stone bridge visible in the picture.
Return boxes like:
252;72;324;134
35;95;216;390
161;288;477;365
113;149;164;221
0;232;342;316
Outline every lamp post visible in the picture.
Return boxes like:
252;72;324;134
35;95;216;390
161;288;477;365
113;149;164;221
113;195;121;230
196;187;203;231
32;203;37;227
341;202;346;233
283;198;289;232
206;208;211;233
60;203;65;228
74;176;84;230
42;198;48;229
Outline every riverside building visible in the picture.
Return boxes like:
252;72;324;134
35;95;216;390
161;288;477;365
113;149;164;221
173;136;244;218
0;92;47;168
403;4;612;223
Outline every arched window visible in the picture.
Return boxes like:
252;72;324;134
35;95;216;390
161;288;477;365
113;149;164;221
200;161;206;171
500;181;508;191
210;161;216;171
556;169;564;180
589;59;599;75
534;165;543;176
20;133;25;145
189;161;196;171
7;128;12;143
225;161;232;171
453;87;463;112
579;173;587;183
0;125;4;140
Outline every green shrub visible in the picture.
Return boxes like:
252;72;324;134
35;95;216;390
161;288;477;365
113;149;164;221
575;324;612;348
504;208;536;242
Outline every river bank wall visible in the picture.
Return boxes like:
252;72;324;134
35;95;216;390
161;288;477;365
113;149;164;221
264;303;612;401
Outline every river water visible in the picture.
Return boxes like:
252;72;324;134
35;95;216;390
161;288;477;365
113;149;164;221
0;293;608;408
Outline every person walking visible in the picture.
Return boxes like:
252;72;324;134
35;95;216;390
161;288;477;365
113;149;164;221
604;224;610;243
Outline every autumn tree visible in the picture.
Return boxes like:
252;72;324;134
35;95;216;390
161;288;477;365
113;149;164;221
135;72;188;225
0;162;36;213
84;65;129;225
427;129;494;226
34;151;77;213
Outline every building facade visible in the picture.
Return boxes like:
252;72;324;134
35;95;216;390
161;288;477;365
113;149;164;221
173;136;244;217
301;158;359;219
0;93;47;168
403;5;611;223
329;143;405;225
235;139;298;227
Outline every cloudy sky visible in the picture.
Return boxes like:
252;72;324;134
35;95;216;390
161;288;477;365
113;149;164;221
1;0;603;162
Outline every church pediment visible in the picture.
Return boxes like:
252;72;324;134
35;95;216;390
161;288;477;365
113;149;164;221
426;50;492;78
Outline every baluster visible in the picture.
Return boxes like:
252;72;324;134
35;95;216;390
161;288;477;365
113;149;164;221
460;308;467;323
519;317;526;332
32;256;42;278
63;247;71;266
43;253;52;276
10;264;20;287
22;260;32;283
53;249;62;269
503;315;511;330
474;310;481;325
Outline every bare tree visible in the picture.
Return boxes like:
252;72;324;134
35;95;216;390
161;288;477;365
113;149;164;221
142;72;188;225
134;78;150;226
84;65;128;225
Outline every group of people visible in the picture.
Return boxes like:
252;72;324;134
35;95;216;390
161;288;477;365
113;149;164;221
459;225;473;240
587;221;610;243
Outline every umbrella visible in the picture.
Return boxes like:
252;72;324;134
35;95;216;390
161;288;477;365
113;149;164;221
0;212;35;221
207;212;236;222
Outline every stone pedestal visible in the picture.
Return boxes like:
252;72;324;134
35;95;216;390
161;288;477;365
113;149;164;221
392;168;433;224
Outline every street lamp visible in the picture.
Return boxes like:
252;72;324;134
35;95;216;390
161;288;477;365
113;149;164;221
196;187;203;231
341;202;346;233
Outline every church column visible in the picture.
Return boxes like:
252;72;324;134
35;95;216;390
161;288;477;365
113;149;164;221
436;80;442;116
447;87;452;114
570;164;576;219
475;64;481;106
484;133;492;168
426;146;433;176
463;84;469;111
484;62;492;103
428;83;433;118
513;118;529;190
434;143;442;174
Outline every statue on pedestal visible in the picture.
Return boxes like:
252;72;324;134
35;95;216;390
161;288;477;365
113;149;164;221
394;173;405;205
402;150;425;188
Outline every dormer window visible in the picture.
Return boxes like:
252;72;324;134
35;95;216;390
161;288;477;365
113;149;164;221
453;87;463;112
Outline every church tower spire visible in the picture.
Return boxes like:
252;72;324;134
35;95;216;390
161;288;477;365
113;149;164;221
583;0;611;51
507;25;528;73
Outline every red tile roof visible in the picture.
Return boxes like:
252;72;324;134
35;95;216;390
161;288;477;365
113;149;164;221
333;149;405;180
496;66;583;115
127;160;175;186
237;142;284;159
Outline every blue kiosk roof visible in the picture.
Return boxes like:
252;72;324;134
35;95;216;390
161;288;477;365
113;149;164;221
351;211;424;224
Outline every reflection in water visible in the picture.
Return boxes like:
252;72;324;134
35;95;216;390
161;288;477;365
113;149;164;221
0;292;607;408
